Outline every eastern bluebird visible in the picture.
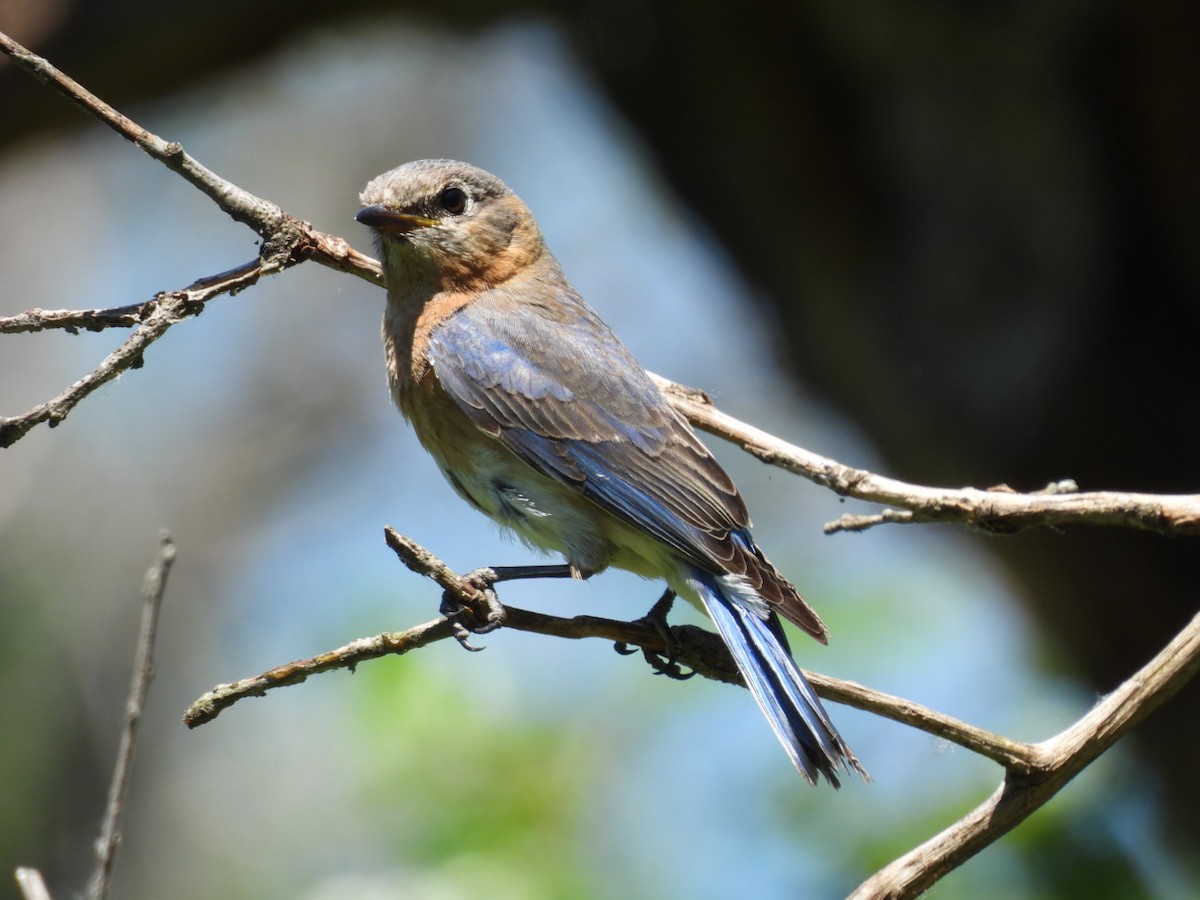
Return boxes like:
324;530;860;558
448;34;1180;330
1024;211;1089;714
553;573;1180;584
357;159;864;786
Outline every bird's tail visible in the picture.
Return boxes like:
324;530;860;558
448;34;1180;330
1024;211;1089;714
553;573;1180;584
686;568;866;786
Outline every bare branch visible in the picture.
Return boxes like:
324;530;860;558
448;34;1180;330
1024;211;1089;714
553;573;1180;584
0;29;281;239
654;376;1200;536
0;261;262;447
85;533;176;900
817;677;1038;772
183;616;458;728
0;30;381;290
0;302;157;334
185;527;1038;774
0;29;386;449
850;610;1200;899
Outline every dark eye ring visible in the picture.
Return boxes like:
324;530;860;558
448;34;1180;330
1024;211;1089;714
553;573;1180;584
439;186;468;215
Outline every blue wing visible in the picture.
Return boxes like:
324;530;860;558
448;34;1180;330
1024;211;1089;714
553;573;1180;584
426;282;827;640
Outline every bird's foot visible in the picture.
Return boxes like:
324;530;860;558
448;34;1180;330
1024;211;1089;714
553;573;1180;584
440;567;507;650
614;589;695;680
440;563;579;650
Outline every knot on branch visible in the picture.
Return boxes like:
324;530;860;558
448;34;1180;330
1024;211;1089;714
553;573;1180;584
258;214;308;273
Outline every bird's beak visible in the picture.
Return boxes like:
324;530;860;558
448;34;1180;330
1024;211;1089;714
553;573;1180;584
355;205;438;234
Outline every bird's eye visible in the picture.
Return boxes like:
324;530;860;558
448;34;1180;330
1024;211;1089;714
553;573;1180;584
438;186;468;215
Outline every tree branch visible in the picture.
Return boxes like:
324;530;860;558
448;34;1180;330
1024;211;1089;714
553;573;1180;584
850;609;1200;899
0;30;380;288
0;261;262;447
0;301;158;334
0;29;386;448
13;535;176;900
84;532;176;900
185;527;1039;774
655;376;1200;536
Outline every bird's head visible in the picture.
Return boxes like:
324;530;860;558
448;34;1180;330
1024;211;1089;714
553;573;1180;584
357;159;546;292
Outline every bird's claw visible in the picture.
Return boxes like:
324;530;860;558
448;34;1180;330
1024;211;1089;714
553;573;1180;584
449;622;488;652
642;647;696;680
613;590;695;680
441;568;506;650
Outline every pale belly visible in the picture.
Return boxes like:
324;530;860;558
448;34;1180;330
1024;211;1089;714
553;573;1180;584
432;437;678;584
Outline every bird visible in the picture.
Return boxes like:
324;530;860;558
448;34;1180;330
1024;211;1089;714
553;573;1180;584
356;159;865;786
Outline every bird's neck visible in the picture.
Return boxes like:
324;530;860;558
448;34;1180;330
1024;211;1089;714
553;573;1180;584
379;226;550;415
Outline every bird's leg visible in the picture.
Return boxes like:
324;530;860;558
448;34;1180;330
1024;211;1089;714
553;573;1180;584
614;589;695;681
483;564;576;582
441;564;575;649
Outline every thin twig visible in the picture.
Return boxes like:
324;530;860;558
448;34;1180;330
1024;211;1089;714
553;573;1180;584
85;533;176;900
0;29;381;289
183;617;457;728
0;29;384;450
0;30;280;238
0;302;156;334
0;262;262;447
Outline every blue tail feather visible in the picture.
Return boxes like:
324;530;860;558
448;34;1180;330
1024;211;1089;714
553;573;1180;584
689;569;862;786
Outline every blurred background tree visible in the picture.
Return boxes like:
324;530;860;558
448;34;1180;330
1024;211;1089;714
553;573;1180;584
1;2;1196;897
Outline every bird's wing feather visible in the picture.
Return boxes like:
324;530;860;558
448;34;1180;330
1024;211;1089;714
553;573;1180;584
426;285;827;639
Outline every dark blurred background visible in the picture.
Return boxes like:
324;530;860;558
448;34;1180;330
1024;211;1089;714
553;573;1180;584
2;2;1197;898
